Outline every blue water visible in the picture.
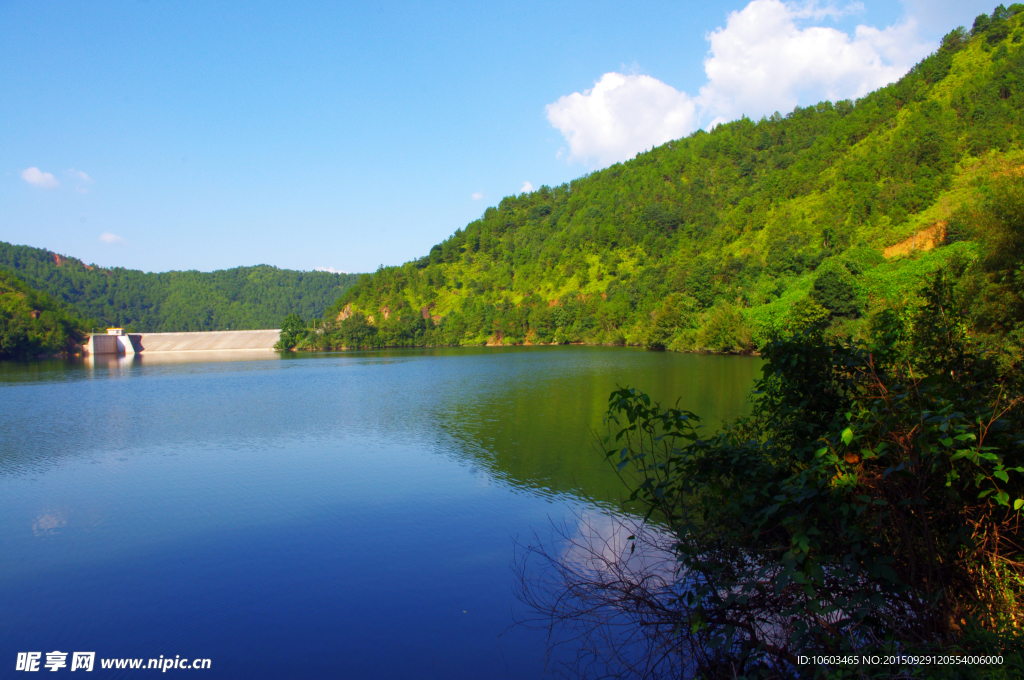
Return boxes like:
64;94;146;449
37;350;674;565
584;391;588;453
0;347;761;678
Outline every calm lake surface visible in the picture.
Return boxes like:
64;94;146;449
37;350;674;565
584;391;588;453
0;346;761;678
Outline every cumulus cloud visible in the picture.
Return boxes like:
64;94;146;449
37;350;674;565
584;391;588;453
547;0;935;167
314;266;348;274
546;72;698;166
21;167;59;188
520;181;534;193
697;0;932;126
99;232;124;244
471;191;483;200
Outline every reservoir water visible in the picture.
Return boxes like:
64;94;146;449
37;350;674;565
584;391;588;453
0;346;761;678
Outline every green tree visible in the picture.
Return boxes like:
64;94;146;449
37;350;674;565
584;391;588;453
810;263;862;318
275;313;307;350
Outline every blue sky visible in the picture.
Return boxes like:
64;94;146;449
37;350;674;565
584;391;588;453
0;0;998;274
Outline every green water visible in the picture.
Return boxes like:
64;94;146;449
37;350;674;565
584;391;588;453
425;345;762;503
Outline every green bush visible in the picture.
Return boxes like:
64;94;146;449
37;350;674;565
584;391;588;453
811;262;863;318
594;272;1023;676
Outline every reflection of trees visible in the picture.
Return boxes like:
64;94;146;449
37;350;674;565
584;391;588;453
434;349;761;504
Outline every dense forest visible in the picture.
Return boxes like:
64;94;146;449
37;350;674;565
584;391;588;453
0;270;86;359
0;241;360;332
279;6;1024;363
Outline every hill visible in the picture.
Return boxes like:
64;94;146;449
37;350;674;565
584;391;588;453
0;269;86;359
279;6;1024;356
0;242;360;332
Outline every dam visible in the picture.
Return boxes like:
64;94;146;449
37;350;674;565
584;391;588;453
85;328;281;355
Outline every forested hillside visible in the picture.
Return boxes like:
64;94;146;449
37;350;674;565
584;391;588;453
0;242;360;332
0;270;86;359
280;6;1024;356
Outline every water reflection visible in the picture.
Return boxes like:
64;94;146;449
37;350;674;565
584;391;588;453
562;511;676;581
83;353;135;373
1;347;761;504
1;346;760;679
32;508;68;536
132;350;282;365
430;347;762;503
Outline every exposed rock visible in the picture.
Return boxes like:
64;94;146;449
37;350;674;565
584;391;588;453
337;303;353;321
380;305;391;321
883;223;946;259
486;330;504;346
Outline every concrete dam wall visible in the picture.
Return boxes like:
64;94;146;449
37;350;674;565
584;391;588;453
87;329;281;354
135;329;281;352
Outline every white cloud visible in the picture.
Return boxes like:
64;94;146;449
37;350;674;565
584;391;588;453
520;181;534;193
471;191;483;200
697;0;933;126
546;72;698;167
546;0;936;167
99;232;124;244
67;169;94;183
314;266;348;274
21;167;59;188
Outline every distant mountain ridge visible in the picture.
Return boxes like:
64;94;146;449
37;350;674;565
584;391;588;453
0;241;360;332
